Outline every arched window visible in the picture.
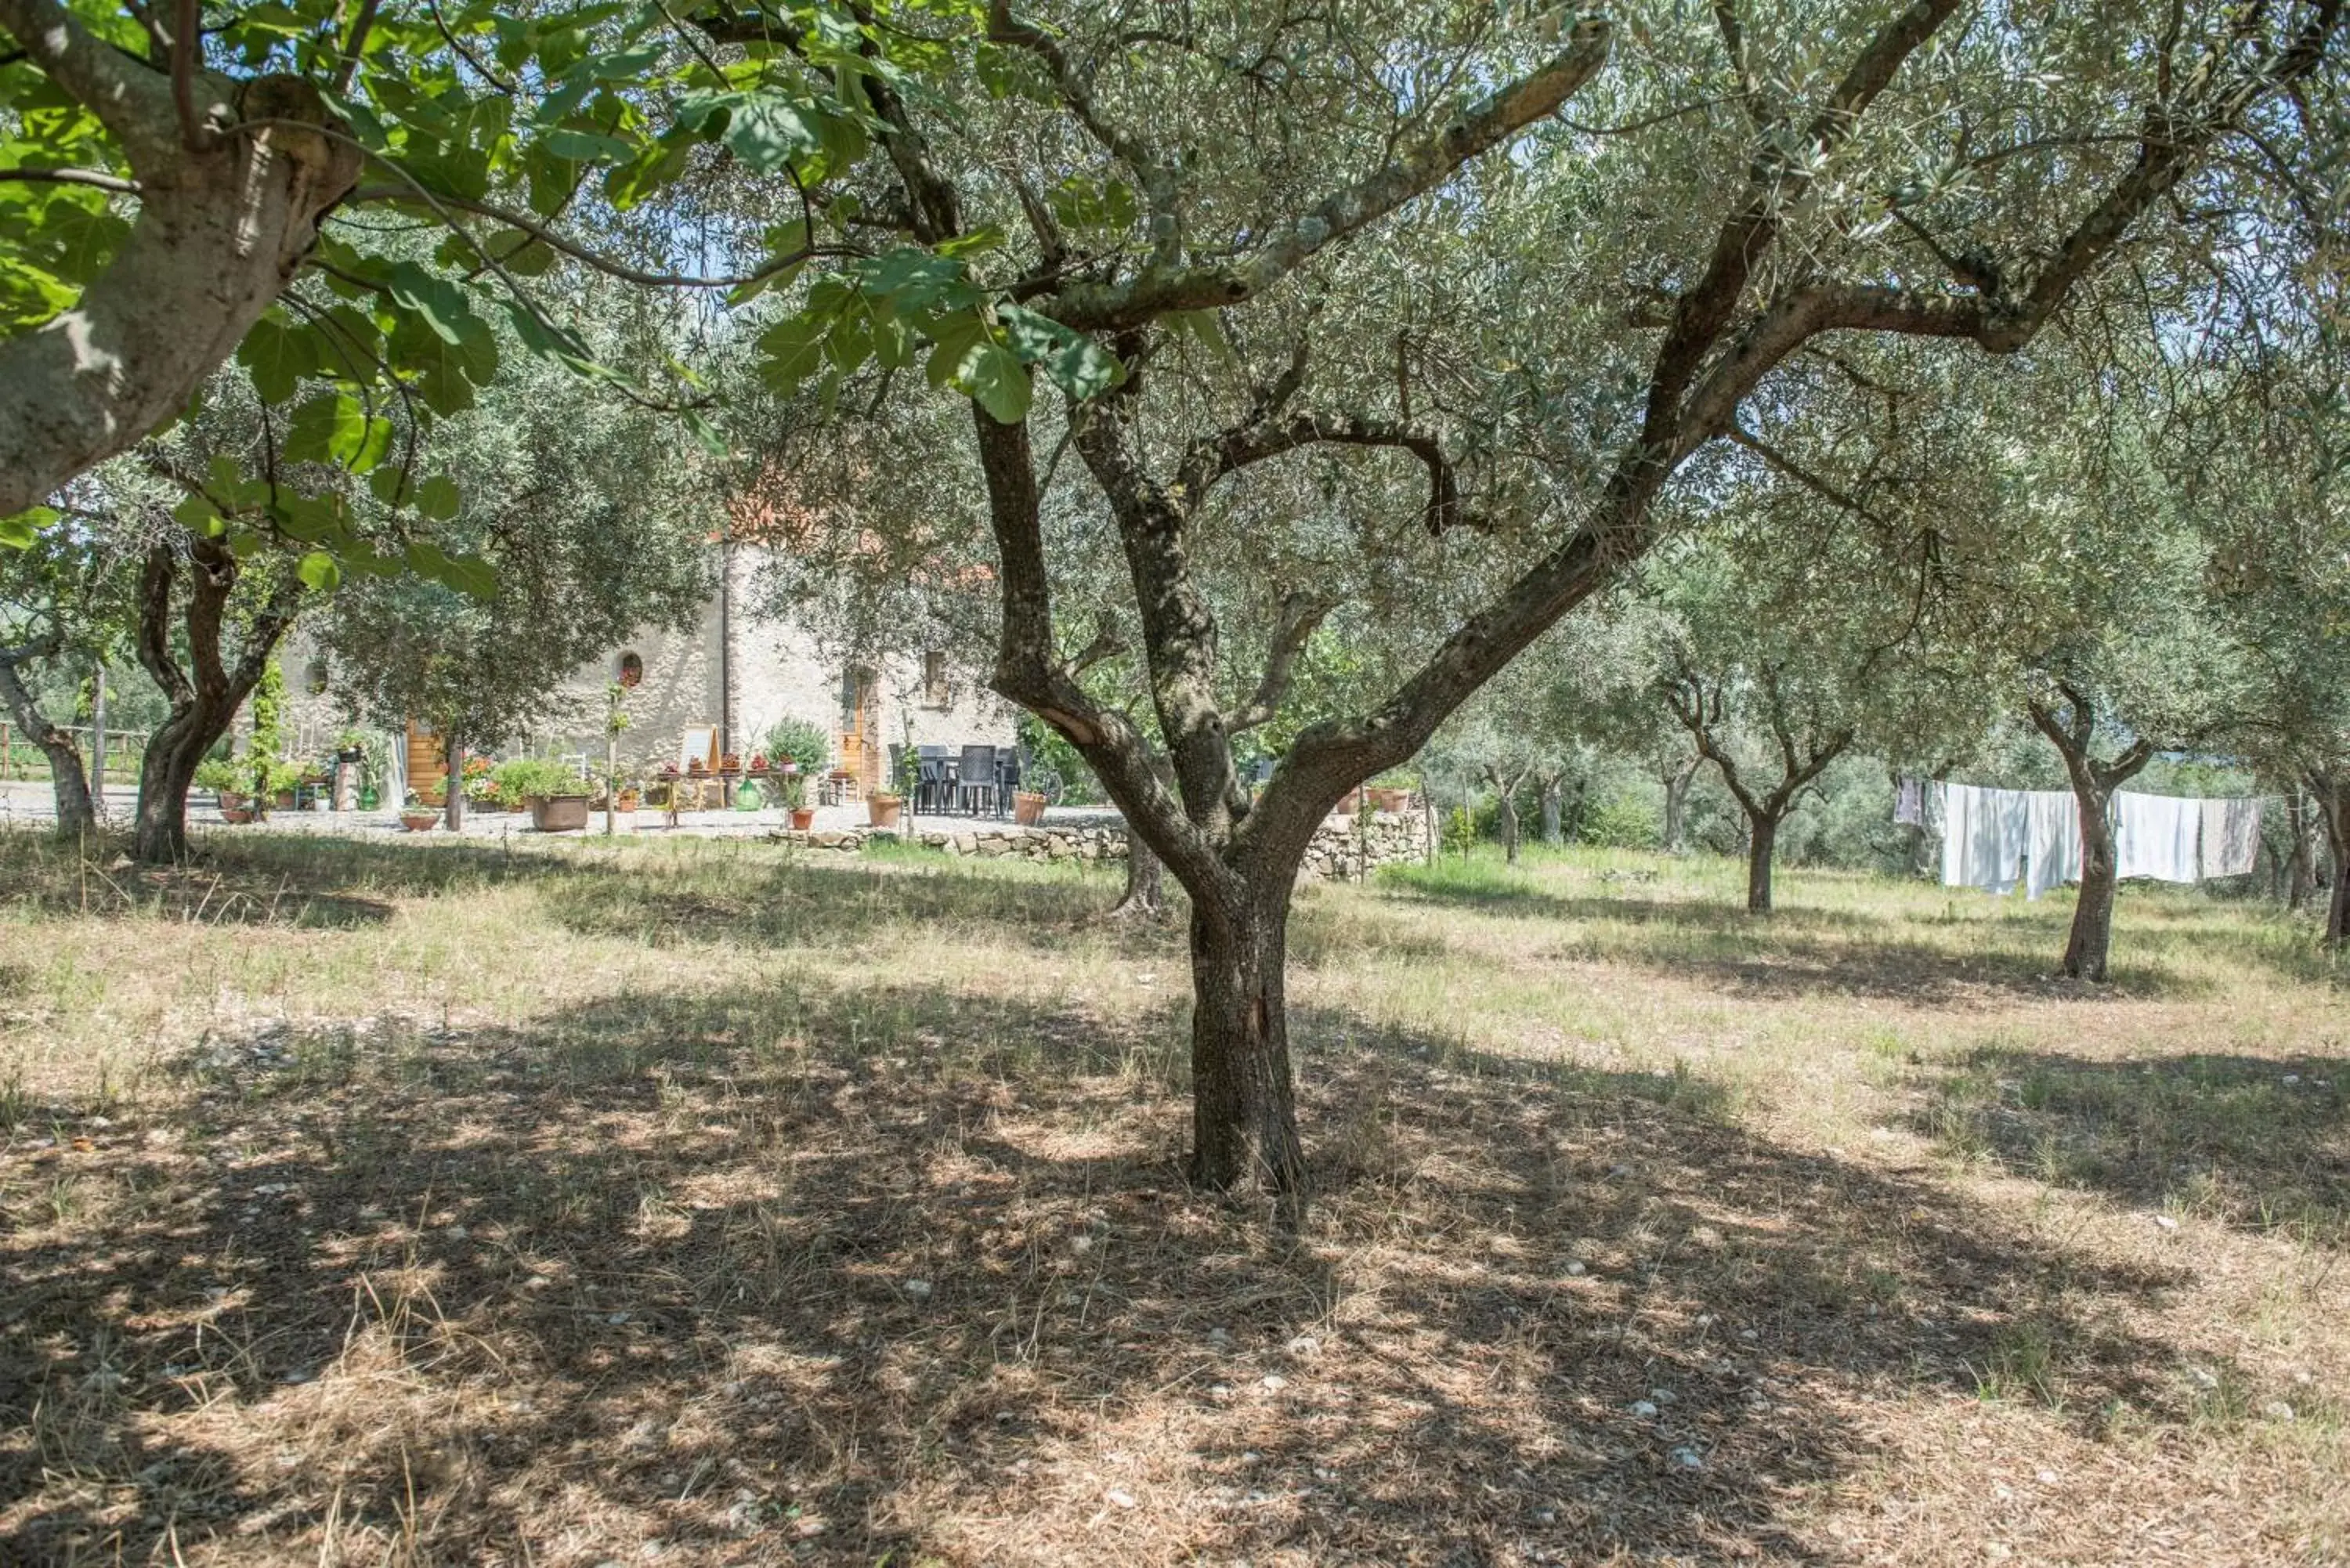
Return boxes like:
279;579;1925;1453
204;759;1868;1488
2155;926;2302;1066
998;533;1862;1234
304;659;329;696
616;651;644;688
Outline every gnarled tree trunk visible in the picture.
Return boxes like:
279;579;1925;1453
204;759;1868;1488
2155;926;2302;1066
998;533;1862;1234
1112;829;1166;918
0;0;362;516
1746;810;1781;912
2286;788;2318;912
1186;888;1305;1198
1661;760;1696;852
2312;772;2350;948
134;698;231;862
2065;789;2123;979
2031;691;2153;982
129;537;301;863
0;645;98;838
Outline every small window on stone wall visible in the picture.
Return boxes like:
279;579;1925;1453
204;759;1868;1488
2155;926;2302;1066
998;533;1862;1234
617;651;644;688
305;659;329;696
921;650;949;708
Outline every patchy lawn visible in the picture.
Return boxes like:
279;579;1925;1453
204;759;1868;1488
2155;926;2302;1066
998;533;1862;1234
1;831;2343;1566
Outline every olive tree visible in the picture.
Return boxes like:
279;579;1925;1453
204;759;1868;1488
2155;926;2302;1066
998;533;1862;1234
696;0;2345;1206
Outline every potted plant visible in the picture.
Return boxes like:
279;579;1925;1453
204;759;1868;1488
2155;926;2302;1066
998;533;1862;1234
196;757;255;823
777;769;815;831
504;758;593;832
464;754;506;810
245;758;305;820
764;717;830;779
866;789;902;828
399;792;438;833
616;782;641;813
1012;788;1048;826
721;750;742;773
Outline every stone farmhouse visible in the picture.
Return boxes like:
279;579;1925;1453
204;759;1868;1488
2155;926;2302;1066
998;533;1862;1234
281;545;1017;801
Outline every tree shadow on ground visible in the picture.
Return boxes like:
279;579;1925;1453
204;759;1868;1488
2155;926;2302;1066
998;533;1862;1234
1379;870;1883;934
0;828;540;927
1911;1047;2350;1248
546;851;1164;959
0;829;1162;952
4;975;2248;1566
1378;876;2265;1004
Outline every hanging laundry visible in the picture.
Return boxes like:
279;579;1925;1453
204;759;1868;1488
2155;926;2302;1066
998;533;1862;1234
1942;782;2029;894
1893;775;1925;827
2114;792;2200;883
2199;797;2262;879
2025;789;2080;901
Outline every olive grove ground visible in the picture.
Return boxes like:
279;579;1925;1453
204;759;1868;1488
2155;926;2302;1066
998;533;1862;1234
0;833;2341;1565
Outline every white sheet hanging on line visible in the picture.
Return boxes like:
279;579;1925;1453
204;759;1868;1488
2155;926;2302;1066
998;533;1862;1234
2025;789;2080;901
1894;776;1925;826
2199;797;2262;879
2115;792;2200;882
1941;782;2029;894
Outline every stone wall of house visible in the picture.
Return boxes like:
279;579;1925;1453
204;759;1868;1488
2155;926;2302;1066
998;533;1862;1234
776;808;1431;882
551;545;1018;778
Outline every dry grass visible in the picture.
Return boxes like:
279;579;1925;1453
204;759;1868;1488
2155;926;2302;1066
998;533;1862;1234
1;831;2344;1566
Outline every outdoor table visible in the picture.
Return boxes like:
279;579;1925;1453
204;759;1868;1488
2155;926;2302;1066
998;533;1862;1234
661;768;743;822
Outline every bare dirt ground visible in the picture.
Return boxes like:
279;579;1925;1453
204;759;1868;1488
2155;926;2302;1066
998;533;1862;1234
1;832;2341;1566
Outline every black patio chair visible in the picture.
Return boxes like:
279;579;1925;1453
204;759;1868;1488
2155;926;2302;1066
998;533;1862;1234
993;748;1021;816
957;743;997;816
917;745;950;812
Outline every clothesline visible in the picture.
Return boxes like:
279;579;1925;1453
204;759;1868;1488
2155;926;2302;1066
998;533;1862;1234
1899;779;2269;898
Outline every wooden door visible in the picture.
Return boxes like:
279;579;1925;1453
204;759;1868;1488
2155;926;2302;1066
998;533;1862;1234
837;667;880;795
405;719;446;803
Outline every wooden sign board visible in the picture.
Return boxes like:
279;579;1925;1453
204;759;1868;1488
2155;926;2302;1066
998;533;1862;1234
678;724;719;772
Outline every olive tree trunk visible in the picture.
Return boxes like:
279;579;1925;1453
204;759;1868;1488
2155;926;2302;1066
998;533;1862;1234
443;730;467;831
1661;758;1698;852
1186;889;1305;1194
1112;829;1167;918
2286;788;2318;912
129;538;302;864
0;0;362;517
0;645;99;838
2064;789;2124;979
2313;773;2350;948
2030;692;2153;982
1745;810;1781;912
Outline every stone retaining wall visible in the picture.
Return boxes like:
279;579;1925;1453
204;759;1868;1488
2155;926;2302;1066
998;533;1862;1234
775;808;1430;881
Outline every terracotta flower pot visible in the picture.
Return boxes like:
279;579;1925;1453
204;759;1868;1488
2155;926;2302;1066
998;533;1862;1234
400;811;437;833
866;792;903;828
616;789;641;814
790;807;815;831
529;794;591;833
1012;789;1048;826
